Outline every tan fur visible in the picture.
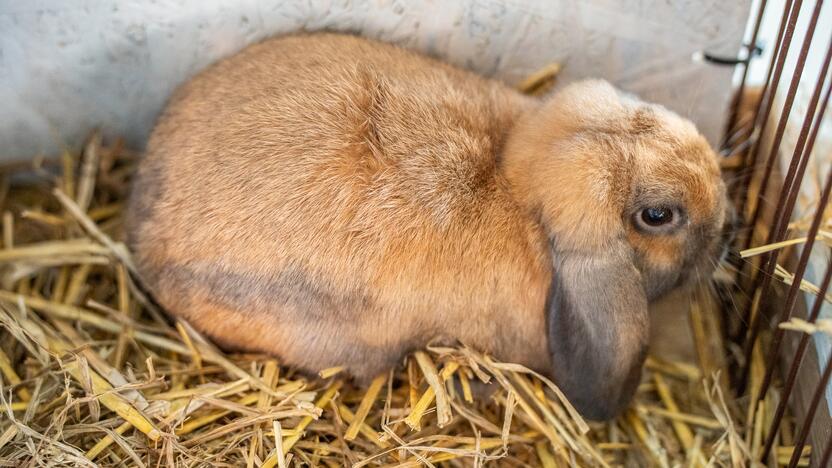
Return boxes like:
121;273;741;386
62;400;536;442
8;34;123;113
126;33;726;417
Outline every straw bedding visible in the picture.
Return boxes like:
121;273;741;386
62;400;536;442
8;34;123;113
0;76;817;468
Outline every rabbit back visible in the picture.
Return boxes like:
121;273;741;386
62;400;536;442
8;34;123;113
127;33;552;378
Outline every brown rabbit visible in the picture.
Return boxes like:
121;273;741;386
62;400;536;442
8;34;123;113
126;33;729;420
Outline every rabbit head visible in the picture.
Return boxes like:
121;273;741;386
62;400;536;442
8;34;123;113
503;80;729;420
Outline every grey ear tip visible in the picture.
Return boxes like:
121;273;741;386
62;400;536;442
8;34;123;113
571;396;628;422
546;240;650;422
556;347;647;422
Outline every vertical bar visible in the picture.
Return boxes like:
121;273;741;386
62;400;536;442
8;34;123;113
732;0;800;365
755;160;832;413
744;0;823;250
721;0;769;150
790;351;832;467
772;255;832;464
734;0;796;212
738;0;827;388
757;36;832;403
759;93;832;456
749;152;832;410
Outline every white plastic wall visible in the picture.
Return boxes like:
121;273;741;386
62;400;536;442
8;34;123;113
0;0;750;161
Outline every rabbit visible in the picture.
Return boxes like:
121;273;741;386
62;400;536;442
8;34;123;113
125;32;729;421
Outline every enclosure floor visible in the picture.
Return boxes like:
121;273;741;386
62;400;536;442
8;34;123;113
0;142;805;467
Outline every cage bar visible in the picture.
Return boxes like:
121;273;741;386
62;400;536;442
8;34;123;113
723;0;832;464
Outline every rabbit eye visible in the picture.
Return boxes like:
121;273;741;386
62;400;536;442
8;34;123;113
633;205;683;233
641;207;673;226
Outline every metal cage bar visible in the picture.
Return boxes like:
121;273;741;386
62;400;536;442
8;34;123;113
738;0;827;389
722;0;832;464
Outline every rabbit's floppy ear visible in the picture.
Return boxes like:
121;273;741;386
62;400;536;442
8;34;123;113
547;241;649;421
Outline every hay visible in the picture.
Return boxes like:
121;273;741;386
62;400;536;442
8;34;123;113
0;73;807;466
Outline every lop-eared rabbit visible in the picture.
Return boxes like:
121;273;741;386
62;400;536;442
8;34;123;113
127;33;729;420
